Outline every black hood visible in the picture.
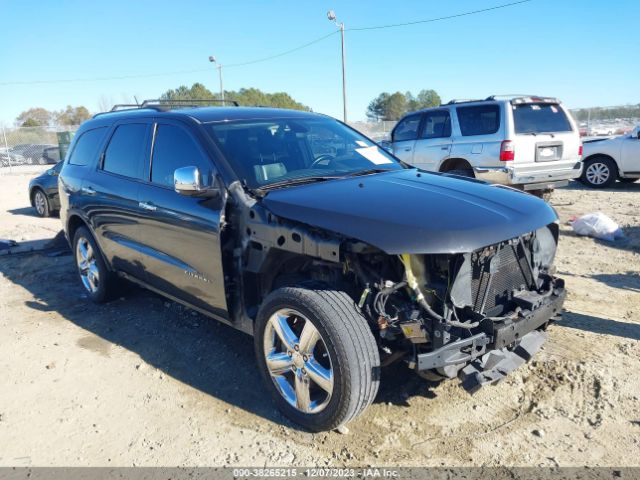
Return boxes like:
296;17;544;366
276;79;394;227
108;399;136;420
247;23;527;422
260;169;558;254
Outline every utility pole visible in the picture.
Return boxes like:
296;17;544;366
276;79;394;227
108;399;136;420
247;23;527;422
327;11;347;123
208;56;225;106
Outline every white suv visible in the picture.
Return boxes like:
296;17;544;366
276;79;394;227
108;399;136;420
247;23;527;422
388;95;583;196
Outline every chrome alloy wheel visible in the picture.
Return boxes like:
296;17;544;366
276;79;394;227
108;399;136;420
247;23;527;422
34;191;46;215
586;161;610;185
76;237;100;293
263;309;334;413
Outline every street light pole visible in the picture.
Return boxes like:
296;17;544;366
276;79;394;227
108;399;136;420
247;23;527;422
328;11;347;123
208;56;225;106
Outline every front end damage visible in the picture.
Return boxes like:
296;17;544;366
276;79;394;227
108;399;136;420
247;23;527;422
343;223;565;392
223;181;565;392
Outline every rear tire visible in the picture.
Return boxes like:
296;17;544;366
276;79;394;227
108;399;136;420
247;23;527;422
73;226;117;303
33;189;50;217
580;156;617;188
255;287;380;431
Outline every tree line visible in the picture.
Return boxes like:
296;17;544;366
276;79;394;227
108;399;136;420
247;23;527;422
366;89;442;121
570;104;640;122
15;106;92;127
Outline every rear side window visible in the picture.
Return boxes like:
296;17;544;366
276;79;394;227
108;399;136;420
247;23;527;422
392;115;421;142
151;124;212;187
513;103;572;134
456;105;500;136
102;124;148;179
68;127;107;166
421;111;451;139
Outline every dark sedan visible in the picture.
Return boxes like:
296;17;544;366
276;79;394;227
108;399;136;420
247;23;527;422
28;161;62;217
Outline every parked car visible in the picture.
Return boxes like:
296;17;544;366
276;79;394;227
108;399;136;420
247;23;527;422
59;101;566;431
387;95;583;198
580;125;640;187
41;146;61;164
588;125;616;137
11;143;57;164
0;148;26;166
29;161;63;217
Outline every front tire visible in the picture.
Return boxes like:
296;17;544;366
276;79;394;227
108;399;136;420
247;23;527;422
255;287;380;432
73;226;116;303
580;156;617;188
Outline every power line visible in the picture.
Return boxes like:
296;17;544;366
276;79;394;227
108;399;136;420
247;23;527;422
0;1;531;86
347;0;531;31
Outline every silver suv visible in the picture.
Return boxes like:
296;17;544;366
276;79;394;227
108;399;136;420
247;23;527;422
388;95;583;195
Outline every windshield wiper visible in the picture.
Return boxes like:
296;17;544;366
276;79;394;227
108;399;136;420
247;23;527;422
256;175;342;193
341;168;394;177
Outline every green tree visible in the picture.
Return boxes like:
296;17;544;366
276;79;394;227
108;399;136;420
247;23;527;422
159;83;310;111
366;89;442;121
56;105;92;125
16;107;53;127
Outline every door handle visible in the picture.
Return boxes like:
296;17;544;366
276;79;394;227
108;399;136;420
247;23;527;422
403;147;412;152
138;201;157;212
81;186;96;195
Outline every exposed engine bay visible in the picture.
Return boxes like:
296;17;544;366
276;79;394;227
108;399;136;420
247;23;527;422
223;181;566;392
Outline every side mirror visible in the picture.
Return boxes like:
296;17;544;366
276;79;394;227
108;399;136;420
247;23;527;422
379;140;393;152
48;168;58;176
174;166;219;197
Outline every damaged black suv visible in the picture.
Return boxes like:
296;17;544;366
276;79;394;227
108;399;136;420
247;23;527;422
59;101;565;432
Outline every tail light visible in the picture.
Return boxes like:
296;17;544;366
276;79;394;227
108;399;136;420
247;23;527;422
500;140;515;161
578;144;583;158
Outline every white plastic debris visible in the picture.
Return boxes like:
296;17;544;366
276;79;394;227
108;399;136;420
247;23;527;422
571;212;624;242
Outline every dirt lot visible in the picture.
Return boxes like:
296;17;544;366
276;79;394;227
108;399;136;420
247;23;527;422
0;167;638;467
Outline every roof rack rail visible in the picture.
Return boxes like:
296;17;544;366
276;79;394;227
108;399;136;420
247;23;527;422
485;94;540;101
93;98;240;118
443;99;483;105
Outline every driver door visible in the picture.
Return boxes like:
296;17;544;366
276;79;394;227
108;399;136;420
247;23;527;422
135;120;228;318
391;114;422;164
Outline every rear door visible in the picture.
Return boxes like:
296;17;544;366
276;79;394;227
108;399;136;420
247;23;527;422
85;120;151;279
411;109;452;171
391;114;422;164
620;131;640;174
450;103;503;167
135;120;228;317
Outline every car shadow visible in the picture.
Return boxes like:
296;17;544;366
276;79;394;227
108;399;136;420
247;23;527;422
591;271;640;292
7;207;38;217
556;310;640;341
0;249;439;431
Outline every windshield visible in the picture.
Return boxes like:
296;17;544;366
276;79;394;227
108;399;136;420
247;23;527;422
513;103;573;134
206;117;403;189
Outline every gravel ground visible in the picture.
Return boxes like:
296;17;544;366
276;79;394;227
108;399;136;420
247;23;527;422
0;168;638;467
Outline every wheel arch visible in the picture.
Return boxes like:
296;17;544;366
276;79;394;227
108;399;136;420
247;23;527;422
439;157;473;173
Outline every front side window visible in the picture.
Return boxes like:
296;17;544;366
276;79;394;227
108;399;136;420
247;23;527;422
102;124;148;179
151;124;212;187
392;115;421;142
68;127;107;166
456;105;501;136
207;117;403;189
513;103;572;134
421;111;451;139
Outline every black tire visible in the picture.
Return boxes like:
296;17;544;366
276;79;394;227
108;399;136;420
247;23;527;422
618;177;639;184
580;156;617;188
254;287;380;432
33;189;50;217
73;226;117;303
446;168;475;178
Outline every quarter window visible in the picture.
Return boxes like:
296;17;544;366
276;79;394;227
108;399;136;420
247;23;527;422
151;124;212;187
392;115;421;142
456;105;501;136
68;127;107;166
102;124;148;179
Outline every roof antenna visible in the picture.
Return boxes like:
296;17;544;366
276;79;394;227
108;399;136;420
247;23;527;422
134;96;140;106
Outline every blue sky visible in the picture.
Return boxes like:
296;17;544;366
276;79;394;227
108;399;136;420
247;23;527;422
1;0;638;125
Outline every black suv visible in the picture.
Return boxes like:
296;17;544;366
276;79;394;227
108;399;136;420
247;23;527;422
59;101;566;432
